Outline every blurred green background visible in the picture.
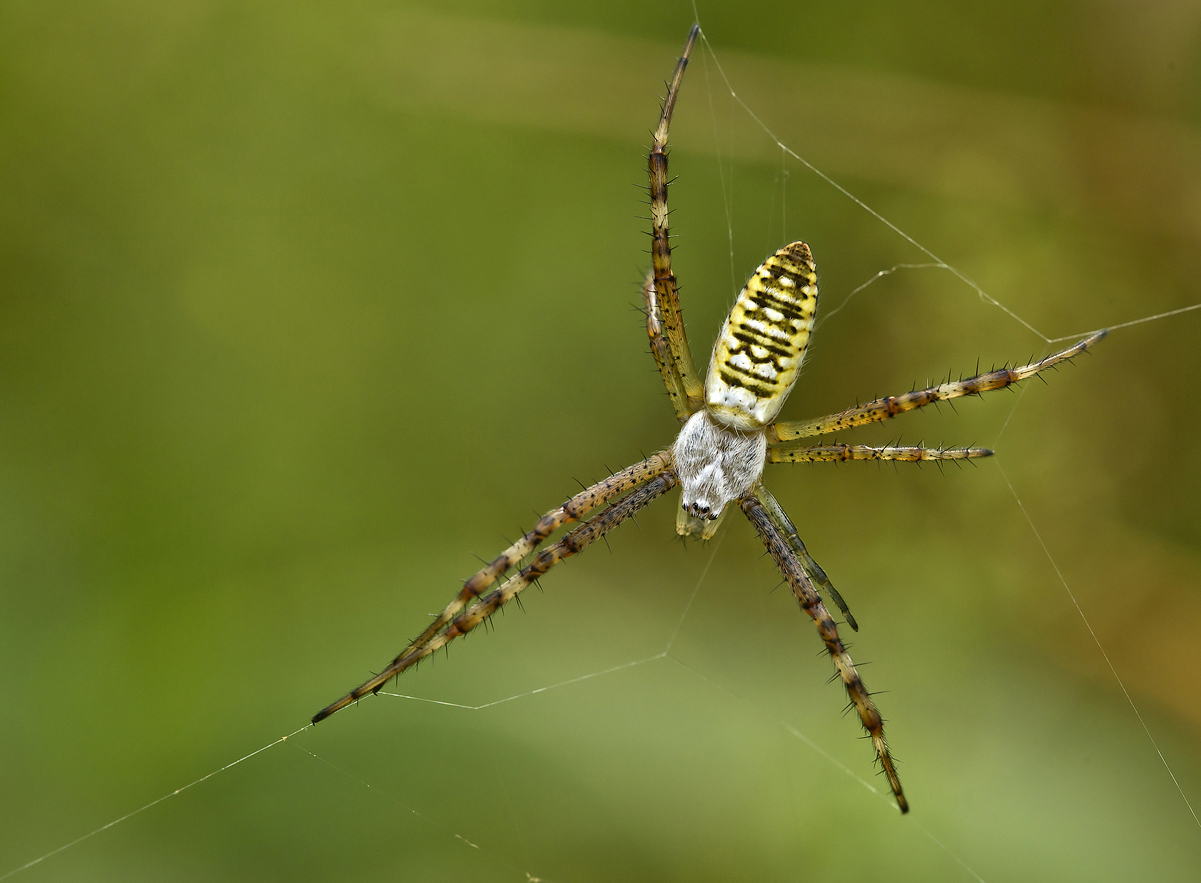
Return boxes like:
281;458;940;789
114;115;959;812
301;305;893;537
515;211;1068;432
3;1;1201;880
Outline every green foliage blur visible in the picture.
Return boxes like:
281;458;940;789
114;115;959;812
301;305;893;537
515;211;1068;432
2;1;1200;880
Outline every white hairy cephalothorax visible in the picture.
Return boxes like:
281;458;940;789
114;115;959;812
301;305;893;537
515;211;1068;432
671;410;767;539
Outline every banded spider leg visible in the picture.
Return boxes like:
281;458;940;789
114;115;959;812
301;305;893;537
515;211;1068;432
644;23;704;424
766;330;1108;443
741;490;908;812
312;453;675;723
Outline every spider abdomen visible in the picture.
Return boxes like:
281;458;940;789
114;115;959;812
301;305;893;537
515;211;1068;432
704;241;818;431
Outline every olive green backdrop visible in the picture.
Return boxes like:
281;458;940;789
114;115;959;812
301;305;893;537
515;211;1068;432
2;1;1200;880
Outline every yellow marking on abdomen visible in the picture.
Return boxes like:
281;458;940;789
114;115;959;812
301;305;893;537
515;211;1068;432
704;241;818;431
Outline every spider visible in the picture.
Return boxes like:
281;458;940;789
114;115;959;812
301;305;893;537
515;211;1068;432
312;24;1106;814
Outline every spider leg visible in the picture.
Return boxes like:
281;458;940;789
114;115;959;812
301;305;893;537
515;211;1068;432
754;485;859;631
312;469;678;723
768;442;993;464
644;270;692;422
646;25;704;418
379;452;669;673
740;491;908;813
766;329;1107;441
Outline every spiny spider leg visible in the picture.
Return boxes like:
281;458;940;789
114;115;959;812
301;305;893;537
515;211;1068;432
644;271;692;422
646;24;704;415
312;453;673;723
754;485;859;631
768;443;994;464
740;492;908;813
419;473;677;659
767;329;1107;442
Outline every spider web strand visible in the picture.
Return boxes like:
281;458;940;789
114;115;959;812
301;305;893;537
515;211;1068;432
380;654;667;710
694;30;1050;343
995;461;1201;831
0;726;311;882
819;262;949;326
697;39;738;295
665;654;988;881
290;742;537;879
1045;302;1201;345
379;532;725;710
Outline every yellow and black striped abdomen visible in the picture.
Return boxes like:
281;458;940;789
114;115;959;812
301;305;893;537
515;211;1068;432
704;241;818;431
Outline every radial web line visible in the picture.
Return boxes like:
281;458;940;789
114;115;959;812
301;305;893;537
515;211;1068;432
665;654;988;882
0;725;311;882
1045;302;1201;344
819;262;949;326
693;31;1049;343
381;655;665;711
990;369;1034;450
996;461;1201;830
290;743;532;879
697;34;738;295
381;531;724;710
912;826;989;883
780;143;789;244
665;529;724;648
989;327;1068;452
694;26;1201;350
